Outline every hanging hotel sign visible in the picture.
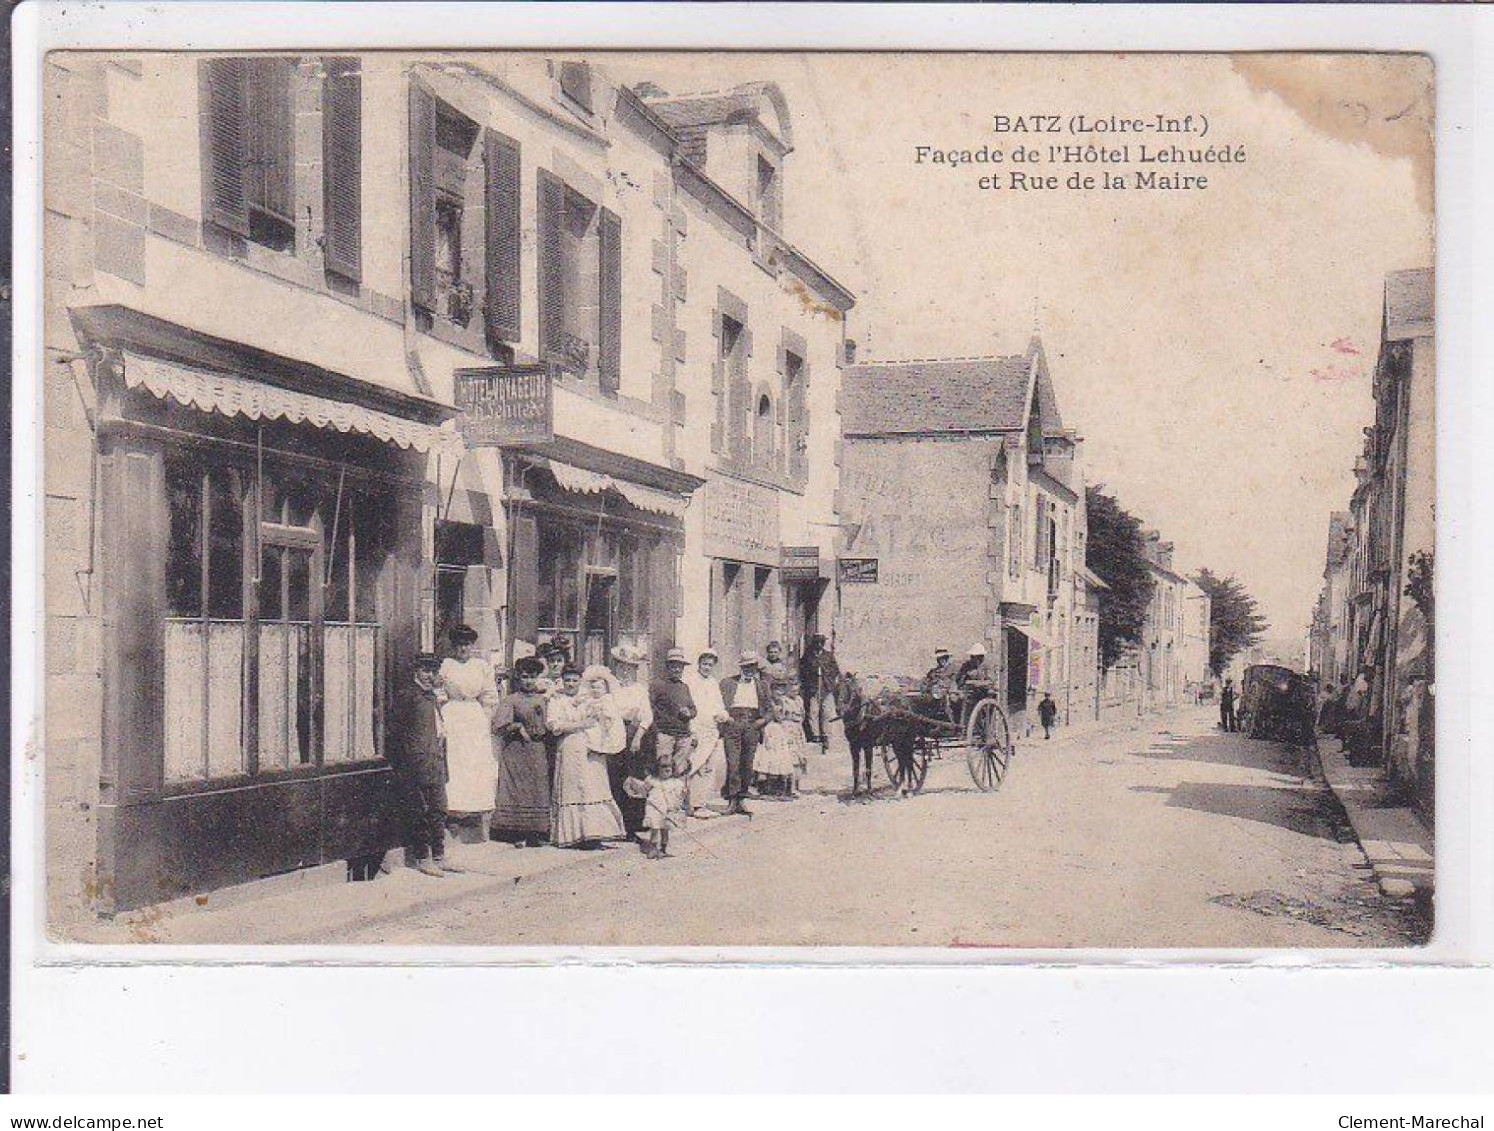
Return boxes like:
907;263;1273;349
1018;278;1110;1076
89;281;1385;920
838;557;879;584
781;545;823;583
453;364;553;446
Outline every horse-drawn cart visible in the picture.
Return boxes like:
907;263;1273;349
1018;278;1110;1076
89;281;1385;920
840;676;1016;796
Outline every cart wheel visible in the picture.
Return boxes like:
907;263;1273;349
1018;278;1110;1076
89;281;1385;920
909;736;933;793
965;698;1013;792
880;742;929;794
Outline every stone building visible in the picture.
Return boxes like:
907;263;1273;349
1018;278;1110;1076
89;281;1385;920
41;53;852;920
1314;268;1433;817
835;338;1096;728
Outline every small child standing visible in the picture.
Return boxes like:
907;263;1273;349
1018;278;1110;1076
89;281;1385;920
399;652;465;877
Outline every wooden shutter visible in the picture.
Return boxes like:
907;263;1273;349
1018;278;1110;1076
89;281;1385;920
536;170;566;360
787;354;808;482
321;57;362;282
408;80;437;312
200;58;250;237
247;59;294;224
511;511;539;651
728;375;752;465
483;130;522;343
598;207;622;395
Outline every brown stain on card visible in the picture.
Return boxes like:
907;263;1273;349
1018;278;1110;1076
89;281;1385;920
1232;54;1434;217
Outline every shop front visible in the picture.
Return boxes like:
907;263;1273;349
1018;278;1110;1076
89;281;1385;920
503;441;701;674
703;475;829;669
77;307;456;912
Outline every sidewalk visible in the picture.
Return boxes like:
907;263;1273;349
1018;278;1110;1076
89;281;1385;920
1314;733;1434;901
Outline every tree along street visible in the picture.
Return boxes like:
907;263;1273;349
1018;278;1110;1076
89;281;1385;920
332;709;1425;948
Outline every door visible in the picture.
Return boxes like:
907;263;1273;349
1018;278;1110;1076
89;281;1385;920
257;525;324;771
582;570;616;669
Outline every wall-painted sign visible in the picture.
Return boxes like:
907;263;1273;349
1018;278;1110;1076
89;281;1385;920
781;545;823;583
453;365;553;446
703;475;780;566
838;557;879;584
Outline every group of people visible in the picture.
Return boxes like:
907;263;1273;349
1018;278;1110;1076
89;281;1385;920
920;644;1060;738
393;627;840;873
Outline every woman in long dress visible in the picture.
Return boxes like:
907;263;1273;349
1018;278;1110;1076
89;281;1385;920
547;665;626;848
684;649;729;816
491;655;551;845
438;625;499;835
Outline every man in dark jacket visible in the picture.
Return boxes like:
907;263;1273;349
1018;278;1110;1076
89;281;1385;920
396;653;463;877
721;652;777;816
1037;692;1059;739
798;634;841;746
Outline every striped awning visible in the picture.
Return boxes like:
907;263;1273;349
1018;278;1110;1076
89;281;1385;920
121;352;464;457
542;458;690;519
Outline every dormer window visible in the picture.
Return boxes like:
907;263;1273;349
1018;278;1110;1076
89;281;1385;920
559;61;594;113
756;154;781;231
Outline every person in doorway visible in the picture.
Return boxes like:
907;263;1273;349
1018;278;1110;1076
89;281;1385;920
684;649;729;816
547;665;626;848
721;652;776;817
1220;678;1238;732
439;625;499;844
608;644;654;837
491;656;551;846
1037;691;1059;740
536;642;569;695
798;634;841;747
396;653;462;877
640;648;697;857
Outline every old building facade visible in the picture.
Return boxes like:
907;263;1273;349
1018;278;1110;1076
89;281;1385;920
835;339;1094;727
42;53;852;919
1313;268;1433;818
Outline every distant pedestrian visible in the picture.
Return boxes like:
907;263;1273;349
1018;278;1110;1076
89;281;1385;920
396;653;462;877
1037;692;1058;739
1220;678;1237;732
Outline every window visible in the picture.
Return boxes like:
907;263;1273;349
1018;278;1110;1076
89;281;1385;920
754;390;775;471
558;61;593;113
161;451;393;784
538;171;621;385
200;57;296;252
435;196;463;290
1008;504;1022;580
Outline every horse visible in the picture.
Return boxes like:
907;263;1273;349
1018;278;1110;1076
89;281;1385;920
833;672;926;796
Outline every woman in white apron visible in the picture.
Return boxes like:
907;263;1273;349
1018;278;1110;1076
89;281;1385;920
684;650;729;816
437;625;499;833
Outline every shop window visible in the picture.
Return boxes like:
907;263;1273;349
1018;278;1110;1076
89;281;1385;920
162;453;392;784
537;523;585;657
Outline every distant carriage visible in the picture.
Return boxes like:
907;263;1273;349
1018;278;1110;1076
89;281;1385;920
1238;664;1317;746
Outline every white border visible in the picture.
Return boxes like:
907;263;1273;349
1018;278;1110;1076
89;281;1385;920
11;1;1493;1092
